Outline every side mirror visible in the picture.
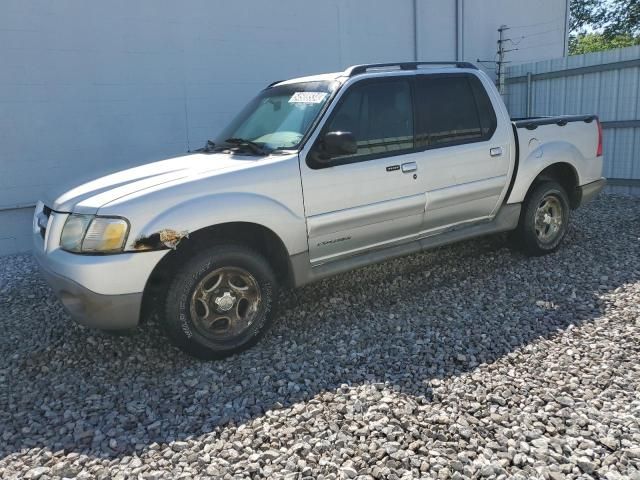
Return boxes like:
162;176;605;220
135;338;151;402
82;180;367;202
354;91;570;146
323;131;357;157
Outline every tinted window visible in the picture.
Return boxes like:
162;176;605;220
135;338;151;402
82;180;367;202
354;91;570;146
469;75;498;137
319;79;414;162
416;74;496;148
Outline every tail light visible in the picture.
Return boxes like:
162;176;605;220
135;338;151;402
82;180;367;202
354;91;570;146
596;118;603;157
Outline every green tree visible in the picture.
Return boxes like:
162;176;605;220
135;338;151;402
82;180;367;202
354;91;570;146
600;0;639;39
570;32;640;54
569;0;640;54
570;0;606;34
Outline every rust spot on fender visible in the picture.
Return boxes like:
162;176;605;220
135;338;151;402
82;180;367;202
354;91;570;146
133;229;189;251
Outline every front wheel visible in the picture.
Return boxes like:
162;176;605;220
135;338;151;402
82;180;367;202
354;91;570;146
513;180;570;256
162;245;278;359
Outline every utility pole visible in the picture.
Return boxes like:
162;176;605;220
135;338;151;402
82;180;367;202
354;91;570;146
496;25;509;95
477;25;516;97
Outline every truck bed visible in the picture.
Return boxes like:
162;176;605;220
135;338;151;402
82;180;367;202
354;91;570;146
506;114;603;205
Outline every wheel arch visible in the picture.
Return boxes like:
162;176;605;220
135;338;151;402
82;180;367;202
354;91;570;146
140;221;294;323
506;139;584;208
527;162;581;208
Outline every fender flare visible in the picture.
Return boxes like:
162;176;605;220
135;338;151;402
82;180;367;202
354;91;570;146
507;140;583;204
125;192;308;255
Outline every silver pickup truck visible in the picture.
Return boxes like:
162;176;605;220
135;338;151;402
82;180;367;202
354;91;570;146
33;61;605;359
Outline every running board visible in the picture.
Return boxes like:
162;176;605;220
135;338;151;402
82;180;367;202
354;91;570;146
290;204;521;287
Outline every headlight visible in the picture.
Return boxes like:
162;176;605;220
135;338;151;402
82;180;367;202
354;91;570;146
60;215;93;252
60;215;129;253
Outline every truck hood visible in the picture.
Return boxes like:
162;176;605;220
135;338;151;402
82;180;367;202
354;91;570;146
49;152;261;213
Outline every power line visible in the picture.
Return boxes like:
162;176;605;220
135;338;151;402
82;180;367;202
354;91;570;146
516;41;560;51
506;28;563;46
508;18;565;30
479;23;566;94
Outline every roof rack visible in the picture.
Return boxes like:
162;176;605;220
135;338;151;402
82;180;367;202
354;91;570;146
265;79;285;88
344;61;477;77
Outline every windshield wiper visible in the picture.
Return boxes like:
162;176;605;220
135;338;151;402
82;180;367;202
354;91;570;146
191;139;217;153
192;138;271;156
222;137;271;155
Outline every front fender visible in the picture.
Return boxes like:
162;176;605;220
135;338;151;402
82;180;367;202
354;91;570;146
124;192;308;255
507;140;583;204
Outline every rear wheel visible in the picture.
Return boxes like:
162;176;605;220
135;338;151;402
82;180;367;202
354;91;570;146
162;245;277;359
513;180;570;256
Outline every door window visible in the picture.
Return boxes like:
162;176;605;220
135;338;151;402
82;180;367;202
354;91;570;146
317;79;414;163
416;74;497;148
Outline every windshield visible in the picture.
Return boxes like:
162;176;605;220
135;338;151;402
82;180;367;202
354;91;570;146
214;80;337;151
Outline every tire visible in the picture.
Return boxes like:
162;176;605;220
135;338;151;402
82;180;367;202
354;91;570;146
162;245;278;359
512;180;570;256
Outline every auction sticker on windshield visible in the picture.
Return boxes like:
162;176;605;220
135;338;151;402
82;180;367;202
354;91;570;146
288;92;327;104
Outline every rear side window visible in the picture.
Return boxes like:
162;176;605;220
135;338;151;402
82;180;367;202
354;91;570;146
319;79;414;162
416;74;497;148
469;76;498;137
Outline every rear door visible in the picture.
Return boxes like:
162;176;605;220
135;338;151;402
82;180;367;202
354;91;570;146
414;73;512;235
299;76;426;265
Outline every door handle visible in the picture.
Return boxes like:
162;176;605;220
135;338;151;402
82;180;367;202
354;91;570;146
401;162;417;173
490;147;503;157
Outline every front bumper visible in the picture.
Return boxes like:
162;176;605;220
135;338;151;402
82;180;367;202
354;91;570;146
32;206;168;330
35;252;143;330
577;178;606;207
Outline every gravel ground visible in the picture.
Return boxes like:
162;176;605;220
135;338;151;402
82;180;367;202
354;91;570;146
1;194;639;480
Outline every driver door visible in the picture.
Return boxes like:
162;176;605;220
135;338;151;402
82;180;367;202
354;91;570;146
299;77;427;265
